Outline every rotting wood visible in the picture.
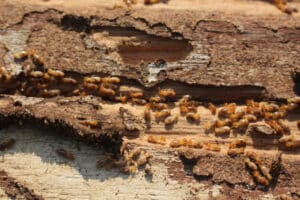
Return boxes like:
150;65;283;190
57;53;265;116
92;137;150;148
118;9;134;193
0;0;300;199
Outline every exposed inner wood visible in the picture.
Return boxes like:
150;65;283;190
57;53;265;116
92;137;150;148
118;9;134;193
0;0;300;199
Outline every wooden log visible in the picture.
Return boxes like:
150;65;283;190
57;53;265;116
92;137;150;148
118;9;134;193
0;0;300;199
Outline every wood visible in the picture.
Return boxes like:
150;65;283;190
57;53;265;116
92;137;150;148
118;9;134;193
0;0;300;199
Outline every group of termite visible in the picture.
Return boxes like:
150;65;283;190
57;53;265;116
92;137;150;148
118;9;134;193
1;49;300;183
5;50;300;152
1;50;135;99
146;95;300;148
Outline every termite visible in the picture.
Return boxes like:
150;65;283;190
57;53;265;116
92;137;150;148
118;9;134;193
243;114;257;122
62;77;78;84
288;96;300;104
131;98;147;105
83;82;98;90
252;170;269;186
80;119;100;128
149;95;164;103
245;157;258;171
47;69;65;78
208;103;217;115
102;77;120;84
164;114;178;126
42;89;61;97
203;143;221;152
31;51;44;66
259;165;272;181
186;113;200;123
13;51;28;60
99;83;116;97
144;104;152;123
218;103;236;118
144;0;161;5
147;135;166;145
154;109;171;122
56;148;75;161
214;126;231;136
83;76;101;83
227;147;245;156
150;103;168;111
29;71;44;78
232;119;249;129
115;95;128;103
129;91;144;99
0;138;16;151
228;139;246;149
215;119;232;128
158;88;176;98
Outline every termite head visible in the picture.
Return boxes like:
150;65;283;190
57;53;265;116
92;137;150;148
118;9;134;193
207;103;217;115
